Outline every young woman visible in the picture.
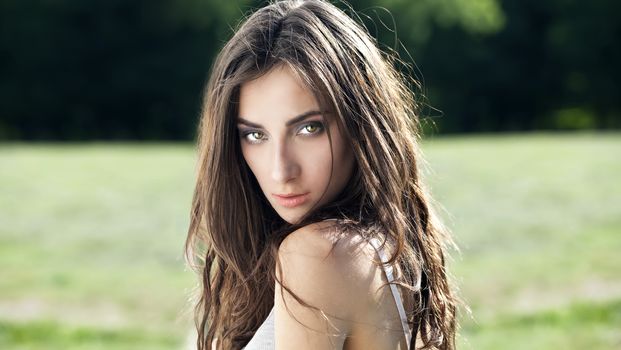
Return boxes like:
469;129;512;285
184;0;459;349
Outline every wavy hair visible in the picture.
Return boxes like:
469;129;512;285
185;0;460;348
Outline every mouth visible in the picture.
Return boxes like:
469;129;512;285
272;192;310;208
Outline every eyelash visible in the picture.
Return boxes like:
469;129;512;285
240;122;325;145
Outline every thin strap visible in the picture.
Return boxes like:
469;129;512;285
369;237;411;349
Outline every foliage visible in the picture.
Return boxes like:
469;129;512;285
0;0;619;139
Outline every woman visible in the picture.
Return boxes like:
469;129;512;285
184;0;459;349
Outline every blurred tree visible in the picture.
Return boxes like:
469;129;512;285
0;0;253;140
0;0;618;140
385;0;621;132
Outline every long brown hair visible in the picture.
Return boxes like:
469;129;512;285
185;0;459;348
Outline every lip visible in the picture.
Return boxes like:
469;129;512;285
272;192;309;208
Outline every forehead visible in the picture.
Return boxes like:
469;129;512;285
238;65;320;122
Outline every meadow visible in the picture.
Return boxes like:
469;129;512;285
1;132;619;349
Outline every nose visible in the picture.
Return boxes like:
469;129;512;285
271;141;300;183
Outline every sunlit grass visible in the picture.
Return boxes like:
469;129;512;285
0;319;181;350
0;132;619;349
421;132;621;349
0;143;197;349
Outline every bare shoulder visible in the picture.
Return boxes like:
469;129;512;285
274;221;380;348
277;221;376;283
279;221;355;256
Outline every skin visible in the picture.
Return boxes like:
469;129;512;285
237;64;355;224
274;224;414;349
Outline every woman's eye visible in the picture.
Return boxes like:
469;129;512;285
242;131;265;143
298;122;324;135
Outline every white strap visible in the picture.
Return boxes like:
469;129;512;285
369;237;411;349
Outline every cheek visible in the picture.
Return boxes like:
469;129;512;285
241;146;266;182
303;142;334;182
329;132;355;183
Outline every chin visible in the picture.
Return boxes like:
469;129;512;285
271;198;320;225
279;212;301;225
274;207;308;225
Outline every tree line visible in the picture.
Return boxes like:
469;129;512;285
0;0;618;140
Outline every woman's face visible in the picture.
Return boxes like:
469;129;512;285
237;65;355;224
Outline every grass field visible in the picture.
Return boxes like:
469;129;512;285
1;132;619;349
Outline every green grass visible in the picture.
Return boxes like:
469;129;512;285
458;298;621;349
0;143;197;350
0;319;181;350
1;132;620;349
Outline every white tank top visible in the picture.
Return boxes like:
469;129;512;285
243;237;411;349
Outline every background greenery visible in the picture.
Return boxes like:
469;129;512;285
1;133;619;349
0;0;619;140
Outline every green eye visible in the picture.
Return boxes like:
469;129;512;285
249;131;264;140
242;131;265;144
298;122;324;135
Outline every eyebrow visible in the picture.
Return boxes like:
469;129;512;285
236;110;323;129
